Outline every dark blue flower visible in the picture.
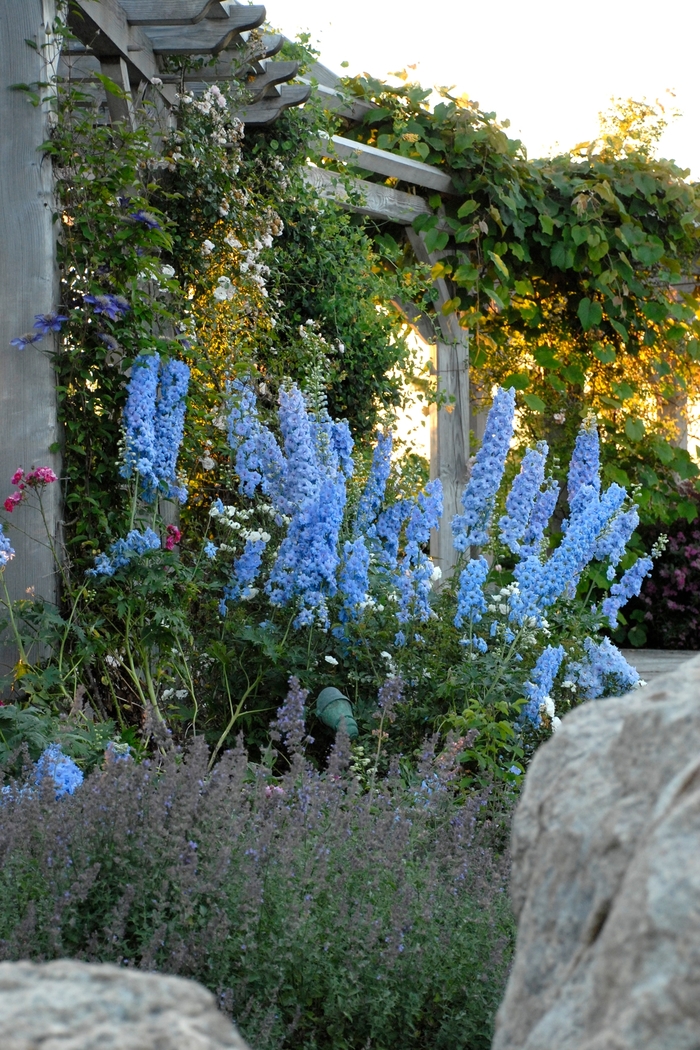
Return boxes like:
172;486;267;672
130;209;161;230
10;332;43;351
33;313;68;336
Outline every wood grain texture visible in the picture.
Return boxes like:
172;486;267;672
141;7;264;54
119;0;227;25
317;134;455;195
406;229;469;577
303;166;443;226
0;1;62;667
232;83;311;125
69;0;159;77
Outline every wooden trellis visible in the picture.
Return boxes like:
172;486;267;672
0;0;310;670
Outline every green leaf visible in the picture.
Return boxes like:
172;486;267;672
625;418;645;442
487;251;509;279
539;214;554;235
534;347;559;368
423;228;449;254
612;381;634;401
570;224;589;246
415;141;430;160
457;199;479;219
627;625;648;647
502;373;530;391
453;263;479;284
551;242;574;269
676;499;698;522
562;364;586;386
522;393;546;412
610;319;628;342
577;298;603;330
592;343;616;364
588;240;609;262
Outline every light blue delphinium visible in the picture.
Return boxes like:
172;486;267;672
337;536;370;627
567;636;640;699
520;477;559;558
602;556;653;628
375;500;411;569
452;386;516;550
35;744;83;799
0;523;15;568
395;479;443;626
204;541;218;560
227;380;286;504
522;645;565;725
498;443;548;555
87;527;161;576
566;414;601;519
513;482;627;624
595;506;639;572
120;354;160;487
145;357;190;504
355;429;393;536
221;535;269;609
454;555;489;628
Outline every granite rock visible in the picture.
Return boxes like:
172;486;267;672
0;959;250;1050
492;654;700;1050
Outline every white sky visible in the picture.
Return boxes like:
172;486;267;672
268;0;700;178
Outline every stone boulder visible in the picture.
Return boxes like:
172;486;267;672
0;959;250;1050
493;654;700;1050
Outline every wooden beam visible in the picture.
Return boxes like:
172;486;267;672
406;228;469;578
141;8;265;54
303;166;447;227
317;134;455;195
99;56;137;128
1;0;62;669
119;0;227;25
244;61;300;100
69;0;177;103
232;83;311;125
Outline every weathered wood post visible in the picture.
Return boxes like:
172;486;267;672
0;1;61;671
406;228;470;578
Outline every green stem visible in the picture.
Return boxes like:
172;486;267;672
208;666;263;770
1;575;29;666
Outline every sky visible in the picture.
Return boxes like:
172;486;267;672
266;0;700;178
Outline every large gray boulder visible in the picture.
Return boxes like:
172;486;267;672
493;654;700;1050
0;959;250;1049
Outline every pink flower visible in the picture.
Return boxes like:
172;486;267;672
4;491;23;513
265;785;285;798
25;467;58;486
164;524;182;551
10;469;24;486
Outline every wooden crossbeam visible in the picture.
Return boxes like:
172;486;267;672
232;83;311;125
69;0;168;94
119;0;227;24
245;61;300;100
304;166;449;227
141;8;265;54
316;134;455;195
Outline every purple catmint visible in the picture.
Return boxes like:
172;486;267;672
270;675;311;754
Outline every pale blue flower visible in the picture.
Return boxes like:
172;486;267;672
602;556;653;628
567;637;639;699
454;555;489;628
522;645;565;725
452;386;516;550
498;443;547;554
356;429;392;536
35;744;83;799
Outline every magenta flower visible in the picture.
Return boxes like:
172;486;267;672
164;524;182;551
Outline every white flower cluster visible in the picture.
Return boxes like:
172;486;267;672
213;276;234;302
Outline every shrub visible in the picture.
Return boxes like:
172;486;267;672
0;708;513;1050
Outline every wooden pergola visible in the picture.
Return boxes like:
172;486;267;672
0;0;470;666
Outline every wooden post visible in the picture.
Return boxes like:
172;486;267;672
0;0;61;671
406;229;470;578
